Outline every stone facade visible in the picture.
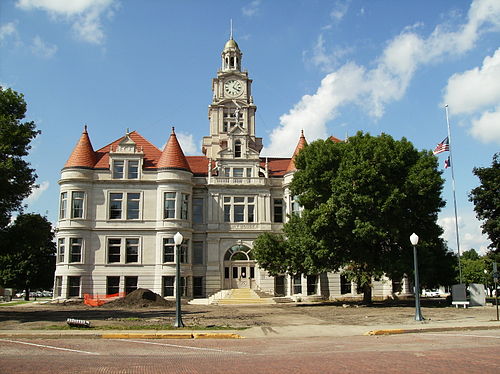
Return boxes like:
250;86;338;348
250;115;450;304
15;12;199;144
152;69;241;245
54;37;404;301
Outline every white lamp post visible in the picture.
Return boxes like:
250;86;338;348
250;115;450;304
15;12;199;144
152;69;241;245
410;233;424;321
173;231;184;328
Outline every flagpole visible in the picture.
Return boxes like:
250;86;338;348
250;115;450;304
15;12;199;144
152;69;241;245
445;104;463;284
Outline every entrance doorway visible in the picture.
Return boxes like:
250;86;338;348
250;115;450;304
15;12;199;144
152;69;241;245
223;244;256;289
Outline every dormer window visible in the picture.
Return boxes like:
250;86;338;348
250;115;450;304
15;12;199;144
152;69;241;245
112;160;140;179
235;140;242;158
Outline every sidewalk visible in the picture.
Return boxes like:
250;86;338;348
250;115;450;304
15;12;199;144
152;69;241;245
1;319;499;339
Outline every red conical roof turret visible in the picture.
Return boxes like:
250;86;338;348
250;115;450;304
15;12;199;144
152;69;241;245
157;127;191;172
64;125;97;169
285;130;307;173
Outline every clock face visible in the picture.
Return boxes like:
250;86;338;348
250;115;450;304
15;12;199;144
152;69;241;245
224;79;243;97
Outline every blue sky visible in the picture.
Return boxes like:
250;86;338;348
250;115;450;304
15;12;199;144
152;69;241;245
1;0;499;254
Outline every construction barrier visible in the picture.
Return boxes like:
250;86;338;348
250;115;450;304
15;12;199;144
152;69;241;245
84;292;125;307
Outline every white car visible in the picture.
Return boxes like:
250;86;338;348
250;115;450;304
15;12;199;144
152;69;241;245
422;289;440;297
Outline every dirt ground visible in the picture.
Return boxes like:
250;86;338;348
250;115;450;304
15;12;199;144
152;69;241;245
0;298;497;330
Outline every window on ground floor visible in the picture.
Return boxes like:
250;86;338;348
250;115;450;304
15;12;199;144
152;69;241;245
68;276;81;298
307;275;318;295
107;276;120;295
124;276;138;295
163;276;174;297
340;274;352;295
293;274;302;295
55;276;62;297
193;277;204;298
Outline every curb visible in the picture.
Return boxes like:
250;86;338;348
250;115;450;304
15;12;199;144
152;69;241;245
365;324;500;336
0;332;244;340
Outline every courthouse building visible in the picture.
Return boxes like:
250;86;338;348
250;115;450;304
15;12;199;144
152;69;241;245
54;36;399;301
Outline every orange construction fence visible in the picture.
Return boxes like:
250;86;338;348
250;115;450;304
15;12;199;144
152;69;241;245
84;292;125;307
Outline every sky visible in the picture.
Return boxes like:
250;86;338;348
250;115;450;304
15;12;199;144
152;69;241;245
1;0;499;255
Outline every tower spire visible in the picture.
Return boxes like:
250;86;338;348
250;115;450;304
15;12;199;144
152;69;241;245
230;19;233;39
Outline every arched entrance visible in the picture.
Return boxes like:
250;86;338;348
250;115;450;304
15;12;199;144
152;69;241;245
223;244;256;289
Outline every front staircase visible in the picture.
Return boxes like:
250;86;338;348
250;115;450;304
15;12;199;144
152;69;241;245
212;288;275;305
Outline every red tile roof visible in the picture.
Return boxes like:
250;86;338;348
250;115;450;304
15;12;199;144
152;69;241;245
64;126;97;169
94;131;161;170
285;130;308;173
329;135;343;143
157;128;191;172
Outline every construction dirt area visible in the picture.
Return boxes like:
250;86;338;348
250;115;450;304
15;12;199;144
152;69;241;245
0;290;497;330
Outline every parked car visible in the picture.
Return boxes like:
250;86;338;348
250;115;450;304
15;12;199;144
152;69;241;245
422;289;440;297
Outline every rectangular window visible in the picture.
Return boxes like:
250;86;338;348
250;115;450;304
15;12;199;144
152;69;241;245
224;197;231;222
68;276;80;298
293;274;302;295
290;195;301;216
193;198;203;224
126;193;140;220
125;276;138;295
57;238;65;263
224;267;230;279
246;168;252;177
180;277;187;297
181;193;189;220
193;277;204;298
232;267;238;279
250;267;255;279
164;192;176;219
223;196;256;223
109;193;123;219
223;168;230;177
180;240;189;264
72;191;85;218
128;160;139;179
107;238;121;263
340;275;352;295
55;276;62;297
163;238;174;263
113;160;124;179
107;276;120;295
60;192;67;219
125;238;139;263
307;275;318;295
233;168;244;177
273;199;283;223
69;238;82;263
192;241;203;265
163;276;174;297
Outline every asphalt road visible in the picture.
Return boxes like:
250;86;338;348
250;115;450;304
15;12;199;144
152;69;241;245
1;330;499;374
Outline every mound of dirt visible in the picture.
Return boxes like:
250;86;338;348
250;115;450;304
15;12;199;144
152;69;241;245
105;288;174;308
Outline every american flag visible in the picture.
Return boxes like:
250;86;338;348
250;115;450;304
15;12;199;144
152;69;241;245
444;156;451;169
433;137;450;155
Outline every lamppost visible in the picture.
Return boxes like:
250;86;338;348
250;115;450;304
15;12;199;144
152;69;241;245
410;233;424;321
173;231;184;328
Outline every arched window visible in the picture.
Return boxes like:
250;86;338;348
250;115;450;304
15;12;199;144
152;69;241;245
235;140;242;158
224;244;253;261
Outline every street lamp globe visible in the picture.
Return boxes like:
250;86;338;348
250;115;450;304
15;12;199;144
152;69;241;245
410;233;419;246
174;231;183;245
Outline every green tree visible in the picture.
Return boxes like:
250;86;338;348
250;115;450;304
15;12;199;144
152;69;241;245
0;214;55;300
469;153;500;252
0;87;39;230
254;132;455;303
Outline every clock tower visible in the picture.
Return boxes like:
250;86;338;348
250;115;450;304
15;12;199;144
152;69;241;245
202;36;262;162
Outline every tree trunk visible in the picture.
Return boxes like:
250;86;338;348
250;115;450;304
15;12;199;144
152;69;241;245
362;283;372;304
24;287;30;301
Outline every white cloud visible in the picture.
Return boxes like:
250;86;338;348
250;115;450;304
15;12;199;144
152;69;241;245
442;48;500;145
0;22;18;44
26;181;50;204
470;107;500;143
176;132;198;156
330;0;350;23
16;0;118;44
307;34;353;72
439;213;491;255
242;0;261;17
30;35;57;58
265;0;500;156
443;48;500;115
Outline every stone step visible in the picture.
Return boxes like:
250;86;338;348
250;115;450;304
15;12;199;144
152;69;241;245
212;288;276;305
